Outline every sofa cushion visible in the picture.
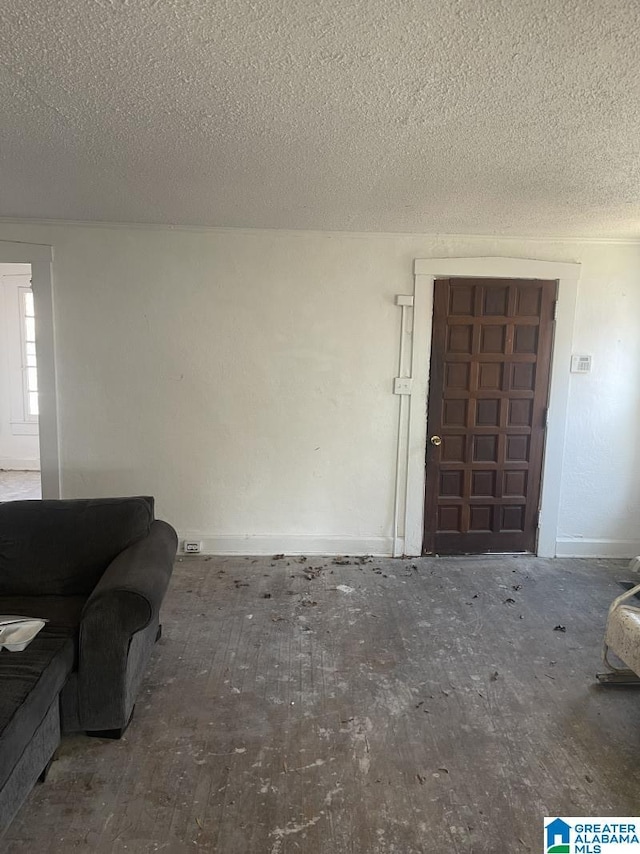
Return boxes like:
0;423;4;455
0;596;87;666
0;497;154;596
0;596;86;630
0;634;74;790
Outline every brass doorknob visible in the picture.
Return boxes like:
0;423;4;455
430;435;442;446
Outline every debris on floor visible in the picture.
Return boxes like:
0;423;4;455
335;584;355;594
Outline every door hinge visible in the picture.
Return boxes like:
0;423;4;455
553;300;558;320
536;510;541;528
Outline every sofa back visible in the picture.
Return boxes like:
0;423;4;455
0;497;154;596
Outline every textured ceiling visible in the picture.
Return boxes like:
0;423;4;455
1;0;639;237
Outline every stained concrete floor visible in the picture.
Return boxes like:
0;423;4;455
0;470;41;501
4;554;640;853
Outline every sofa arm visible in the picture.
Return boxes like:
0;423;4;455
77;520;178;731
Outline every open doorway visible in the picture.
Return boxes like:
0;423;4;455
0;262;41;500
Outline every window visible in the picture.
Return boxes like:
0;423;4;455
19;287;38;419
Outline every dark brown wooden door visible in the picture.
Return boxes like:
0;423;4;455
423;277;556;555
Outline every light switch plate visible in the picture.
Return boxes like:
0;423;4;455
394;377;413;395
395;295;414;306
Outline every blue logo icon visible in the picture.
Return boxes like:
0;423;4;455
546;818;571;853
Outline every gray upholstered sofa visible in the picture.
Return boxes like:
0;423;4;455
0;496;177;834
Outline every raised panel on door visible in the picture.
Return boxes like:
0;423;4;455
423;277;556;555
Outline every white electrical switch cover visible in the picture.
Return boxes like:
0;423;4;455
395;295;414;306
394;377;413;394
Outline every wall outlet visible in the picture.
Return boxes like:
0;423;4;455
183;540;201;554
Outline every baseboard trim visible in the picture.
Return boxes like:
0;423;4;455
177;533;640;559
393;537;406;558
0;460;40;471
178;533;394;557
555;538;640;559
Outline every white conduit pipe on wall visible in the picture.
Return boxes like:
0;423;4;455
392;299;413;557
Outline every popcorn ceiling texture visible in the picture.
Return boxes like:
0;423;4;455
0;0;639;237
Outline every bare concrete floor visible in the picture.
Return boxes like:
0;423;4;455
4;554;640;853
0;470;41;501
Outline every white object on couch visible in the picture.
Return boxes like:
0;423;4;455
0;616;47;652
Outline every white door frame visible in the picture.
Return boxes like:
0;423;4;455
401;256;581;557
0;240;60;499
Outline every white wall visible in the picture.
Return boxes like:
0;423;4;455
555;248;640;556
0;222;637;556
0;263;40;470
